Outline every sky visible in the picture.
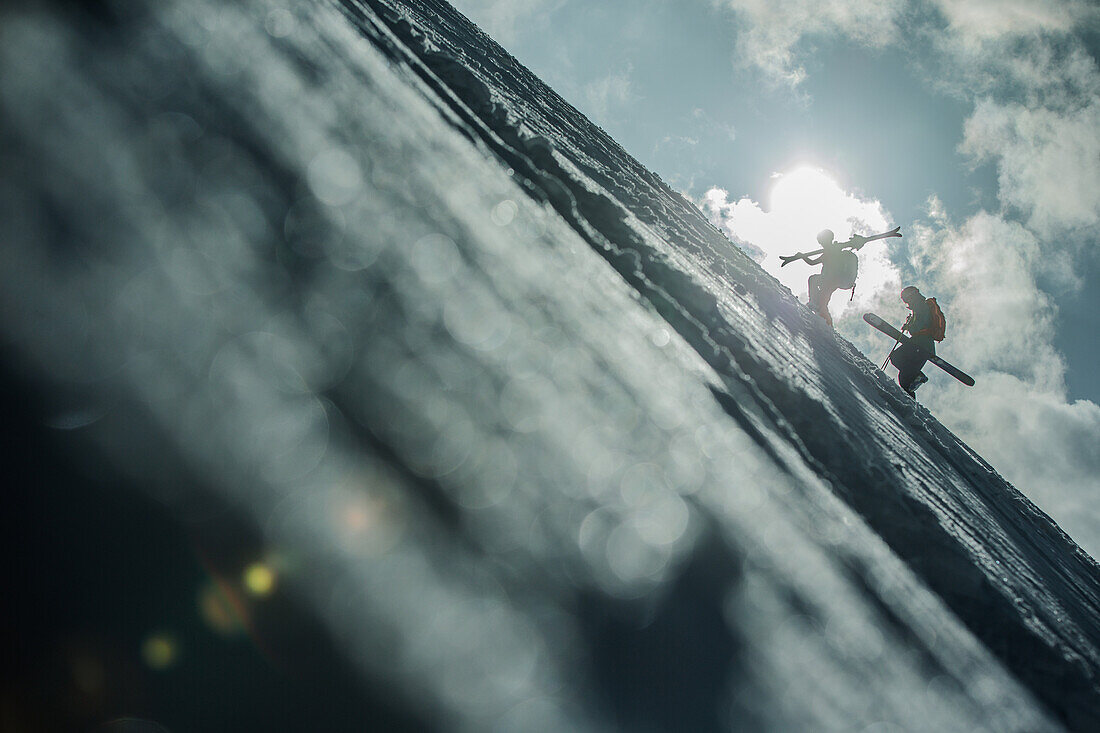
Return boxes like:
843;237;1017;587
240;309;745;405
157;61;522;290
448;0;1100;552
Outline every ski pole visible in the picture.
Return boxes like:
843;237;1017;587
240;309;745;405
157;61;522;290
881;340;900;370
880;319;907;369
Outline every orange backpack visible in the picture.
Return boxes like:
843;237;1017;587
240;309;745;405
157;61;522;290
925;297;947;341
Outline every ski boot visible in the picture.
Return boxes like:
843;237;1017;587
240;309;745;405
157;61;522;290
903;372;929;398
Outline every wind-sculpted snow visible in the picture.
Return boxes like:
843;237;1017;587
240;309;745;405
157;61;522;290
1;0;1098;731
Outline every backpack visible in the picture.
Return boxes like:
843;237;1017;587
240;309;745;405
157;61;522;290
824;250;859;290
925;297;946;341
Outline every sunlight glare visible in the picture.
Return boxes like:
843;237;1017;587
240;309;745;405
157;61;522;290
770;166;849;229
702;165;898;315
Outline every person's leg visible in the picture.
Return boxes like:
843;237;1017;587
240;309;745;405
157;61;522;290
817;287;834;326
890;345;921;393
807;274;821;311
900;337;934;394
807;275;833;324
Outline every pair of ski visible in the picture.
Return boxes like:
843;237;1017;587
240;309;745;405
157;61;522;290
779;226;901;267
863;314;975;387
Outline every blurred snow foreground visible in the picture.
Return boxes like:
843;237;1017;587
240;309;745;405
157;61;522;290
2;0;1099;730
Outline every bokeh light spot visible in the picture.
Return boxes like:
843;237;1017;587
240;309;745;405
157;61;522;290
265;9;295;38
141;633;178;671
243;562;277;597
331;489;405;557
411;233;463;284
490;199;518;226
649;328;671;347
307;148;363;206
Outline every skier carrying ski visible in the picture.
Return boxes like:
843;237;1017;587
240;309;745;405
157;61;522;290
802;230;861;326
782;227;899;327
890;285;946;397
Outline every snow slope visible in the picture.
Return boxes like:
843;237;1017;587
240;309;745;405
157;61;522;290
1;0;1098;730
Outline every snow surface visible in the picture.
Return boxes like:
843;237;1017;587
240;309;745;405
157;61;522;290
1;0;1098;730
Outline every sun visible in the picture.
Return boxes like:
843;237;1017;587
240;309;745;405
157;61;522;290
703;164;895;307
769;167;850;233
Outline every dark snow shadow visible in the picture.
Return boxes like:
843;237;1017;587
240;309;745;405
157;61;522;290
578;525;755;733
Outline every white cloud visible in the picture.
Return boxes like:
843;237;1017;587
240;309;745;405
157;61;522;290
654;134;700;155
931;0;1094;41
919;0;1100;246
700;167;898;317
716;0;906;86
691;107;737;141
907;211;1065;388
961;96;1100;239
922;11;1099;107
714;0;1100;238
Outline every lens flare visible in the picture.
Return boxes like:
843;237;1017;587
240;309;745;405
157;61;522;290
243;562;277;597
141;634;178;671
198;581;245;635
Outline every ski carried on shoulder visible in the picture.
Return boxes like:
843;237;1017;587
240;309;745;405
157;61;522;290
863;313;975;386
781;226;901;267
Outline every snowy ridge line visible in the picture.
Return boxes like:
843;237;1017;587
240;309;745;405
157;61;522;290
344;0;752;270
355;0;1100;724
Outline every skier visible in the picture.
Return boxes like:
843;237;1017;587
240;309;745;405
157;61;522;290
782;226;900;325
796;229;864;326
890;285;946;397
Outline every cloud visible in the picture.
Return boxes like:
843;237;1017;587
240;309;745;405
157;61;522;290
931;0;1094;41
653;134;700;156
714;0;1100;238
716;0;906;86
961;98;1100;239
700;167;898;316
907;211;1064;388
919;1;1100;247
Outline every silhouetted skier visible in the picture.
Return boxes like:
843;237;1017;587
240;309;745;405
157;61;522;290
890;285;947;397
781;227;900;326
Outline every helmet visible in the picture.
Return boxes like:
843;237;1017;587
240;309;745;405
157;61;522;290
816;229;834;246
900;285;921;302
